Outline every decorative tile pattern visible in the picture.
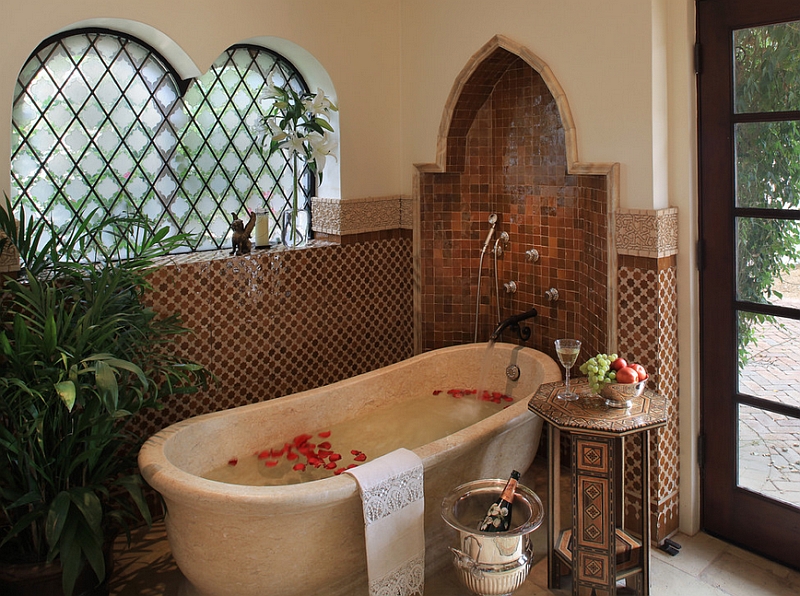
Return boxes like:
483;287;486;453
616;208;678;258
528;380;668;436
312;196;412;235
417;52;609;362
129;238;414;439
618;256;680;542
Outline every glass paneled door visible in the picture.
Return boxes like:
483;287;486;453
698;0;800;568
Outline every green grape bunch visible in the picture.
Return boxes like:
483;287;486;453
579;353;618;393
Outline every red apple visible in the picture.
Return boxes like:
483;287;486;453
615;366;639;384
610;357;627;371
631;363;648;381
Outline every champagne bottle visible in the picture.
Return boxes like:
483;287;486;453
478;470;520;532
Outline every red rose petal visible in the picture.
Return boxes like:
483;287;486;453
346;464;358;469
318;431;331;438
286;451;299;461
227;457;238;466
351;450;362;455
324;462;337;470
257;450;271;459
318;449;334;458
293;463;306;471
293;434;313;447
318;441;332;449
334;468;346;475
264;460;279;467
433;390;442;395
354;453;367;462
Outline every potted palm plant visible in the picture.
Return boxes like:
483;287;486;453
0;198;211;596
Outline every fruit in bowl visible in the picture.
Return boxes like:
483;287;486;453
580;353;649;407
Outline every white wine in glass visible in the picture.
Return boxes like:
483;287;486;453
554;339;581;401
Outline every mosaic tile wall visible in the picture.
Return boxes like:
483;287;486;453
418;53;609;362
619;256;680;543
130;237;414;439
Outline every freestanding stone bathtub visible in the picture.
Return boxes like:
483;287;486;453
138;342;560;596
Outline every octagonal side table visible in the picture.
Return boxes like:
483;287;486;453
528;378;668;596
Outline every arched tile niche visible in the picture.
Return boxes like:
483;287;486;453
414;34;619;362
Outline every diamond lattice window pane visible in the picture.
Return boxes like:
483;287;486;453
11;36;315;257
195;148;216;177
48;147;73;182
80;97;106;132
80;51;107;89
63;72;91;106
221;150;240;175
155;172;178;199
64;175;91;203
154;128;177;154
125;172;150;200
28;74;57;109
13;146;40;184
126;124;150;156
12;94;40;135
155;83;178;110
95;121;122;157
29;125;57;157
29;176;56;207
180;127;204;153
95;73;122;107
110;102;136;136
47;102;75;137
62;121;89;154
96;176;121;201
209;170;230;196
139;99;164;132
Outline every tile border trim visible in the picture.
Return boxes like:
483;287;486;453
615;207;678;258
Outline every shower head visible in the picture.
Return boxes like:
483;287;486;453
481;214;499;252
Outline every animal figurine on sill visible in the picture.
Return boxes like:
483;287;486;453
230;210;257;256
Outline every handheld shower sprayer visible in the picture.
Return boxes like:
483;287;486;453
481;213;498;255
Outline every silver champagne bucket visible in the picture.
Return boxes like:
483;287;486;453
441;478;543;596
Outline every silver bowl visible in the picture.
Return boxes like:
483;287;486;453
600;379;646;409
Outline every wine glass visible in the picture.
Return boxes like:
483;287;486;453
554;339;581;401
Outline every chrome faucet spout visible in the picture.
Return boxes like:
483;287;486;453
489;307;538;342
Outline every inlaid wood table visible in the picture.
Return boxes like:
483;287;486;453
528;378;668;596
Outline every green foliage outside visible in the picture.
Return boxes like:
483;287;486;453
733;21;800;369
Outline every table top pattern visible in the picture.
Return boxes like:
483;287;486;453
528;378;668;436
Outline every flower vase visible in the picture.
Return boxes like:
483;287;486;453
281;209;309;247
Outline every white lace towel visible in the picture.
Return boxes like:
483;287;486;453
345;447;425;596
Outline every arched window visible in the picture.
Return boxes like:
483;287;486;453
11;29;312;258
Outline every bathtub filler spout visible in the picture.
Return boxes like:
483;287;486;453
489;308;538;342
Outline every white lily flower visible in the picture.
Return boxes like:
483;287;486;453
303;88;336;116
261;72;283;101
286;132;307;156
308;133;338;176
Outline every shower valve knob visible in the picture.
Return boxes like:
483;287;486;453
545;288;559;302
503;281;518;294
525;248;540;262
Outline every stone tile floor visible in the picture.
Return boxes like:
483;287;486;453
110;458;800;596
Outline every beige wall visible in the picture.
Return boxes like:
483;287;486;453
1;0;700;533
